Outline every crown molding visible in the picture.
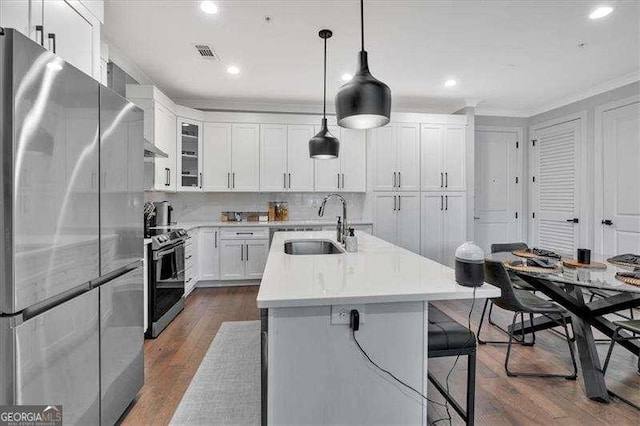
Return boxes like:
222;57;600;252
474;107;530;118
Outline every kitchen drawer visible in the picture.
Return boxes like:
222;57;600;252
185;244;193;258
220;227;269;240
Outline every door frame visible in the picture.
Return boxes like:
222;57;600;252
528;111;588;248
593;94;640;253
475;125;525;243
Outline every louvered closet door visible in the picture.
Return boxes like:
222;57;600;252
532;119;580;254
602;101;640;254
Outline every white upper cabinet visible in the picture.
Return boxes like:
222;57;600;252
177;118;203;191
286;125;315;191
371;123;420;192
314;126;366;192
154;103;177;192
202;123;232;191
1;0;102;79
421;124;466;191
231;124;260;191
260;125;288;191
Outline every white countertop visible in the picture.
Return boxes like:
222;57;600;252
154;219;373;232
144;238;153;245
257;231;500;308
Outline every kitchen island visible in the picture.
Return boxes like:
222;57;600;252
257;231;500;425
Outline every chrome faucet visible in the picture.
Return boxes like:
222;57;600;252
318;193;348;243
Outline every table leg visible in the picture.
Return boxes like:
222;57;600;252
567;285;610;403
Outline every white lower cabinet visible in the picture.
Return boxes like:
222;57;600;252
421;192;466;267
219;228;269;281
373;192;420;253
184;232;196;296
198;228;220;281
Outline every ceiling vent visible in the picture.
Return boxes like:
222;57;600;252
193;44;219;61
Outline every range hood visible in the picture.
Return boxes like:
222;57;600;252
144;139;168;158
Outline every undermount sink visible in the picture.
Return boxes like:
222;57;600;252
284;240;345;255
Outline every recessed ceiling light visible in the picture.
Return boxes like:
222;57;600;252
444;79;457;88
341;73;353;82
200;1;218;15
182;123;189;127
227;65;240;75
589;6;613;19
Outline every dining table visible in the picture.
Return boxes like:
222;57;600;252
486;251;640;403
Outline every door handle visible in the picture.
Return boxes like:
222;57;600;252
440;172;444;188
474;216;480;220
445;172;448;188
566;218;579;223
601;219;613;226
35;25;44;46
47;33;56;53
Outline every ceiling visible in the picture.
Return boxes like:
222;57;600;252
103;0;640;116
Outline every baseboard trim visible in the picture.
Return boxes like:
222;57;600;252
196;280;261;288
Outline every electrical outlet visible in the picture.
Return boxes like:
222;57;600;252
331;305;365;325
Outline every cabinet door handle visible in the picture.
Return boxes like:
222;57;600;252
445;195;448;210
393;195;397;211
228;172;230;189
440;172;444;188
35;25;44;46
288;173;291;189
445;172;448;188
398;195;401;211
215;231;218;248
601;219;613;226
342;173;345;189
199;172;203;189
440;195;443;211
337;173;340;189
246;244;249;261
284;173;287;190
165;168;170;186
240;244;244;261
233;172;235;189
47;33;56;53
393;172;397;188
398;172;401;188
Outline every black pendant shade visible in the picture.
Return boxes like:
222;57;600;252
310;29;339;159
335;0;391;130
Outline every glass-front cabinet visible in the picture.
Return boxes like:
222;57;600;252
177;118;203;191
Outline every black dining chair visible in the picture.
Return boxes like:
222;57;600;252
478;260;578;379
602;319;640;410
477;243;536;344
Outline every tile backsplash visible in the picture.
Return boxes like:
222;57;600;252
145;192;369;223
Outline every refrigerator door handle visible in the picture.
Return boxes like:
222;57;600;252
35;25;44;45
91;261;142;289
22;281;92;322
47;33;56;53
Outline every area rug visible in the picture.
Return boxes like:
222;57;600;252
170;321;261;426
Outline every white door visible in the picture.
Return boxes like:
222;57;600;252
396;192;421;253
246;240;269;279
203;123;231;191
199;229;220;281
443;125;466;191
154;103;176;191
532;119;581;254
421;193;444;263
373;193;397;244
602;101;640;254
371;126;396;191
395;123;420;191
287;125;315;191
260;125;287;191
0;0;30;36
220;240;245;280
340;128;367;192
421;124;444;191
43;0;94;77
443;193;467;267
314;125;342;191
231;124;260;191
475;129;520;254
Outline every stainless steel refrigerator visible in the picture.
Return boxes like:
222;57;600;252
0;29;144;425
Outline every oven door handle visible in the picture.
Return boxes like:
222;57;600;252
154;246;177;260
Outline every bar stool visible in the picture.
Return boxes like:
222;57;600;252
602;320;640;410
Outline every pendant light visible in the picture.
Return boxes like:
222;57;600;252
335;0;391;129
309;29;340;159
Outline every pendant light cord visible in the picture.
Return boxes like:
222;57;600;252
360;0;365;51
323;35;327;118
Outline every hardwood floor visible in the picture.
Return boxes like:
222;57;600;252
121;286;639;425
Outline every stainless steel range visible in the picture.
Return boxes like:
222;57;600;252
146;228;187;338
